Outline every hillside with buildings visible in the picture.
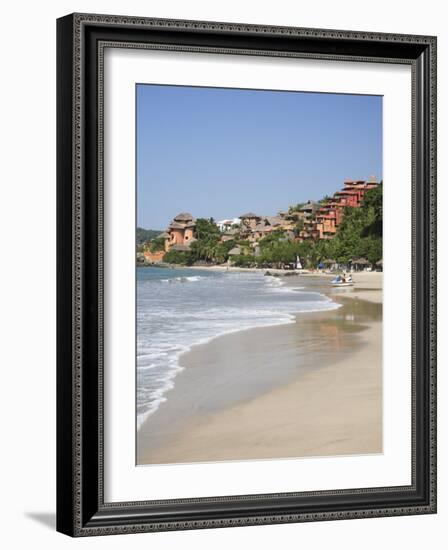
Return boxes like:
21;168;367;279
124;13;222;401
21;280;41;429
138;176;382;270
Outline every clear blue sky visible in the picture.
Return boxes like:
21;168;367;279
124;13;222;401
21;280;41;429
137;84;382;230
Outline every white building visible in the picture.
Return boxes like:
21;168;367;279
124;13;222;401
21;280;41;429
216;218;241;232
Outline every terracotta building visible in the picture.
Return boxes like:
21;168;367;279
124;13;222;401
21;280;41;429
315;208;337;239
334;176;379;208
239;212;262;230
298;176;380;242
143;250;166;263
166;212;196;251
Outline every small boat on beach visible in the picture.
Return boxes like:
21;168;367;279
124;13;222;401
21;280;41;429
331;275;354;287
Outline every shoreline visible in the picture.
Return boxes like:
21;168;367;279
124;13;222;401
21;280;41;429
138;261;382;280
137;272;382;465
138;262;309;274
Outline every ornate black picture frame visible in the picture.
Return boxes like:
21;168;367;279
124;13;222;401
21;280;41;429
57;13;437;537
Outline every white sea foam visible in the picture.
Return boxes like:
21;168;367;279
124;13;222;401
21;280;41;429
268;284;306;293
161;275;203;283
136;268;339;428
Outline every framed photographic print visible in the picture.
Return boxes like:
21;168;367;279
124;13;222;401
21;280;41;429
56;13;437;537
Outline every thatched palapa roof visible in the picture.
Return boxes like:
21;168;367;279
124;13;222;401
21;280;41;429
254;223;269;232
300;201;319;212
169;221;195;230
264;216;283;226
240;212;261;219
169;221;186;229
173;212;194;222
352;257;370;265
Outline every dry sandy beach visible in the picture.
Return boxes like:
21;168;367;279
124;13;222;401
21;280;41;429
137;271;382;465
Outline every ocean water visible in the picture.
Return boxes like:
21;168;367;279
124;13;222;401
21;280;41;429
136;267;339;429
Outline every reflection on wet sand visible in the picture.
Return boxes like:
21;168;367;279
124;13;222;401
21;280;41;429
138;277;382;465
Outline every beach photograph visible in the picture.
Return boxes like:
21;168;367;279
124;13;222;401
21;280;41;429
136;84;383;465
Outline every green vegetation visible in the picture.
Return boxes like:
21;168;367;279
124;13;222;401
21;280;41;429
232;254;258;267
160;184;382;269
294;218;305;233
228;185;382;268
164;218;243;265
136;227;163;245
194;218;219;241
163;249;195;265
319;195;332;204
288;202;306;213
319;184;382;264
149;236;166;253
189;218;221;262
255;230;297;268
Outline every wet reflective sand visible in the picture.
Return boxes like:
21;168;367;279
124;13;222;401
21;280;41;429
137;274;382;465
